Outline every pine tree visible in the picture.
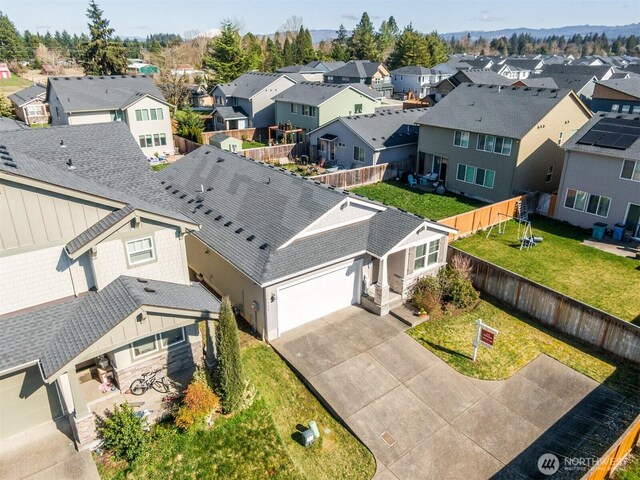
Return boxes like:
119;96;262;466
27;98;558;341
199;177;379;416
215;297;246;414
0;12;26;60
175;107;204;143
388;25;431;69
331;24;351;61
264;37;283;72
242;33;264;71
79;0;127;75
293;27;315;64
424;31;449;66
376;16;400;63
202;20;247;82
349;12;379;60
282;37;295;65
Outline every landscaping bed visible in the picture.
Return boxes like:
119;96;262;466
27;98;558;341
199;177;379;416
96;335;374;480
350;181;486;220
454;215;640;323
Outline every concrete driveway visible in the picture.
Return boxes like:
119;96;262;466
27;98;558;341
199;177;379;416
271;306;625;480
0;419;100;480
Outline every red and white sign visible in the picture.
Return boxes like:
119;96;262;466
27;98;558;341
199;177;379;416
473;319;499;361
480;328;495;348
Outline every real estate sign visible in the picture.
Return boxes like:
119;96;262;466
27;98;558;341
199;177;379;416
473;319;499;361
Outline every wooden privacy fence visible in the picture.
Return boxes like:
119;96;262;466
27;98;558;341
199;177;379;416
439;194;530;240
311;160;413;189
241;142;308;162
581;413;640;480
173;135;201;154
449;247;640;363
202;127;267;144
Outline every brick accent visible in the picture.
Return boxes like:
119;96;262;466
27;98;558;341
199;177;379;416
70;413;99;451
374;283;390;306
113;339;203;392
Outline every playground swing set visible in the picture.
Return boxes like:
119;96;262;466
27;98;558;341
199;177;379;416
485;200;543;250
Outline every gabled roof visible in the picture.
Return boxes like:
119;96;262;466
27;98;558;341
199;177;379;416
8;84;47;107
277;65;320;74
213;105;249;120
519;77;559;89
417;84;584;139
542;74;595;92
0;276;220;378
313;108;427;150
451;69;514;86
0;122;193;226
595;78;640;100
563;113;640;160
272;82;379;107
46;75;167;113
326;60;384;79
0;116;29;131
390;65;455;76
498;58;543;70
305;60;347;72
541;64;613;81
158;146;451;285
215;72;296;100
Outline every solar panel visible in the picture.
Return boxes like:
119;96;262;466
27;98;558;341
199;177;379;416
577;130;606;146
613;135;637;149
595;133;623;148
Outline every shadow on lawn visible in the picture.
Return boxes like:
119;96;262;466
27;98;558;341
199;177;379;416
422;339;473;361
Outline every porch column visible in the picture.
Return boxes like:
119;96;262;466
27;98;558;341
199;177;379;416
67;369;90;417
205;317;217;369
374;257;390;307
66;369;99;450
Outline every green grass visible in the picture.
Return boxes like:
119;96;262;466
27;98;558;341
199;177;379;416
0;75;32;95
151;163;170;171
242;140;268;149
614;448;640;480
351;181;487;220
408;297;640;397
96;339;374;480
454;215;640;323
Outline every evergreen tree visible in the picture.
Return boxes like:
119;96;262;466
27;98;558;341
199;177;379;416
202;20;247;82
349;12;379;60
215;297;246;414
264;37;283;72
388;25;430;69
424;31;449;66
175;108;204;143
0;11;26;60
293;27;315;64
242;32;264;71
23;30;40;59
282;37;295;65
79;0;127;75
330;24;351;61
376;16;399;63
0;93;14;118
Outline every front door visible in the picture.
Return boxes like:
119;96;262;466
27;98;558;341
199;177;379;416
625;203;640;238
433;156;448;180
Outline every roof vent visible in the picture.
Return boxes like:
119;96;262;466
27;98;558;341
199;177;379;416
235;228;244;234
144;287;156;293
67;159;76;170
259;243;269;250
3;161;17;168
171;189;179;194
214;215;223;221
187;198;194;203
136;278;148;283
217;157;225;163
247;235;255;241
60;140;66;148
180;194;187;199
205;150;210;154
224;221;232;227
206;186;213;191
204;209;213;214
195;204;203;209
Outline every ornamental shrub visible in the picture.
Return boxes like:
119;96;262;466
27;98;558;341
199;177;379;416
175;378;219;430
98;403;146;462
410;275;442;313
215;296;246;414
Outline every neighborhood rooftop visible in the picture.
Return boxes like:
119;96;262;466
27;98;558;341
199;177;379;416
416;83;580;139
0;276;220;378
7;84;46;107
272;81;380;106
390;65;456;75
596;77;640;98
564;113;640;159
214;72;295;99
326;60;383;78
46;75;166;112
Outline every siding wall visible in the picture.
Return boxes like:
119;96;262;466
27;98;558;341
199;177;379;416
125;97;174;157
249;76;297;128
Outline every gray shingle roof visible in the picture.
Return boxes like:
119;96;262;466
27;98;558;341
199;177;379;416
417;84;577;139
563;113;640;160
158;146;439;284
0;122;190;224
596;78;640;99
520;77;559;89
0;276;220;377
541;64;613;81
213;105;248;120
452;69;514;86
390;65;454;76
47;75;166;113
316;108;427;150
215;72;295;100
326;60;383;79
8;84;46;106
272;82;377;106
538;74;595;92
305;60;347;72
65;204;136;255
277;65;319;74
0;117;29;131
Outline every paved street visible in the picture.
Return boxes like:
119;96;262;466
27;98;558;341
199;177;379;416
271;306;625;480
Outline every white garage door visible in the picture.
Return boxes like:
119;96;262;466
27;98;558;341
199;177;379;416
277;260;362;334
0;366;63;439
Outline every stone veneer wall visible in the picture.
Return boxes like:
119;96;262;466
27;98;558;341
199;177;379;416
70;413;100;451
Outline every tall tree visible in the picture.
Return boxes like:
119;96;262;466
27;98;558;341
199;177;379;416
242;32;263;71
79;0;127;75
376;16;399;63
349;12;378;60
424;31;449;66
330;24;351;61
175;108;204;144
388;25;431;69
263;37;283;72
293;26;315;64
0;11;26;60
282;37;295;65
215;297;246;414
202;20;247;82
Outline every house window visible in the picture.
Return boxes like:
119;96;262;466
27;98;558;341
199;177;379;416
302;105;316;117
611;104;619;112
557;132;563;145
139;134;153;148
621;104;631;114
135;109;150;121
353;146;365;162
564;188;589;212
290;103;297;114
152;133;167;146
494;137;512;155
586;194;611;217
126;237;155;265
545;165;554;183
453;130;469;148
342;76;350;82
477;134;512;155
131;335;158;358
160;327;185;348
456;164;495;188
232;97;238;106
414;239;440;270
27;105;46;116
621;160;640;181
55;106;60;117
477;134;495;152
354;104;363;114
110;110;124;122
150;108;164;120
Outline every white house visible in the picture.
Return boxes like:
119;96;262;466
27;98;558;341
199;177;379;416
390;64;456;97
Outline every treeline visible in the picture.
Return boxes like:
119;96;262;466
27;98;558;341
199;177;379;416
450;32;640;57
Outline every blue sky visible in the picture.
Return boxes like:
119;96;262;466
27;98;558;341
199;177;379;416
2;0;637;37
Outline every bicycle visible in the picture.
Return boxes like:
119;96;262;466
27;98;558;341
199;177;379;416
129;369;170;396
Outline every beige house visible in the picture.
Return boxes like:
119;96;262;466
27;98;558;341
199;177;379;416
0;123;219;450
8;84;50;126
416;84;592;203
47;75;175;157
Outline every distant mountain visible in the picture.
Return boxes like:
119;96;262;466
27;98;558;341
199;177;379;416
309;29;341;44
442;23;640;41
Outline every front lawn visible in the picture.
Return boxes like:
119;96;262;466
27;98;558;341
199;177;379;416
242;140;268;149
350;181;486;220
454;215;640;323
408;297;640;397
97;337;374;480
0;75;32;95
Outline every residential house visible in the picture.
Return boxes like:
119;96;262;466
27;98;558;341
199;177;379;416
209;132;243;152
390;65;456;97
555;113;640;235
272;82;381;135
189;84;214;109
324;60;393;98
0;62;11;79
210;72;297;129
0;122;219;449
515;73;599;105
591;78;640;114
415;84;592;203
127;62;160;76
212;106;250;131
8;84;50;125
305;60;347;73
47;75;175;157
308;108;426;167
449;69;514;87
276;65;324;82
491;58;545;80
540;64;615;82
0;116;29;131
158;145;456;339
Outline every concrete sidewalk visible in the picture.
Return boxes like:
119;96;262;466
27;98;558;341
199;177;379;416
0;419;100;480
271;306;625;480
